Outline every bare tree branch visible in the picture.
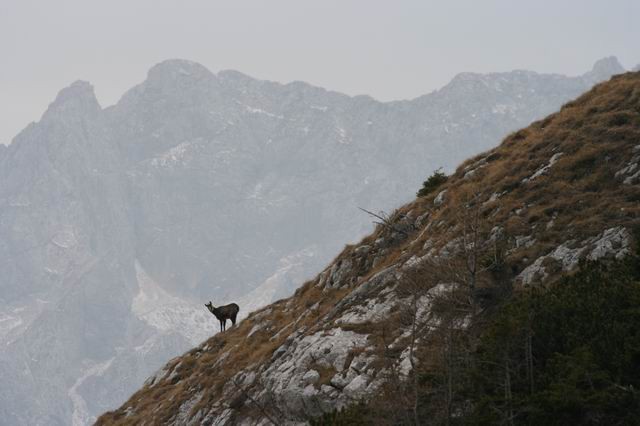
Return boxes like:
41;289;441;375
358;207;410;236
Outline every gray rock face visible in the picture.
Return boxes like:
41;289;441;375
259;328;373;418
517;227;631;286
433;189;447;206
0;58;625;425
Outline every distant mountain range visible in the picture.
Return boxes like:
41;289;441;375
0;56;626;425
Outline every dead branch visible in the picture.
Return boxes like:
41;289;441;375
358;207;410;236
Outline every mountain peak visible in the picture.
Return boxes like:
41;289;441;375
146;59;215;83
584;56;625;82
43;80;100;119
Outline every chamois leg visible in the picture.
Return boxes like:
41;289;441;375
231;314;237;327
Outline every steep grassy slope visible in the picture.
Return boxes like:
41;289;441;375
98;71;640;425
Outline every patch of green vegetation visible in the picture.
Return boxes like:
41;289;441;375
417;168;448;197
466;258;640;424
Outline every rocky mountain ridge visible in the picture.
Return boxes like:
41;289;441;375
0;57;627;425
98;70;640;425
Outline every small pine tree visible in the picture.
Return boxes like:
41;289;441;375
417;168;448;197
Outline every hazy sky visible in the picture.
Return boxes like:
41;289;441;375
1;0;639;145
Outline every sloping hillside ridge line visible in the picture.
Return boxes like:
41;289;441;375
97;70;640;425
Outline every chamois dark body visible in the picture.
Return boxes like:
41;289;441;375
205;301;239;332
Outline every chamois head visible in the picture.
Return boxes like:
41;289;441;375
205;301;215;313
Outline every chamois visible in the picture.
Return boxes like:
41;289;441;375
205;301;240;332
